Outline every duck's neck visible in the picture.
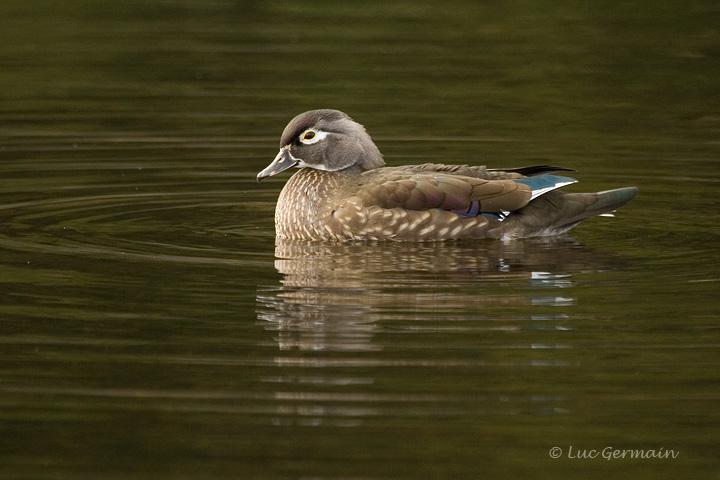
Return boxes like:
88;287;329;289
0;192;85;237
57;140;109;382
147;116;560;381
275;168;358;240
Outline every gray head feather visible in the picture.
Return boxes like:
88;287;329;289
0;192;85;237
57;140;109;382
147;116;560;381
280;109;385;172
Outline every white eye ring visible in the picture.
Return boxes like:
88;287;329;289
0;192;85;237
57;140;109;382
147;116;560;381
299;129;329;145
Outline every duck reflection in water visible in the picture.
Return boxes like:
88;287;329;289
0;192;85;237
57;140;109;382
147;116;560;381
256;238;625;352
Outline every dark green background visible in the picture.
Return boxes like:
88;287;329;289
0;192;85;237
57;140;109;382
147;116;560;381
1;1;718;478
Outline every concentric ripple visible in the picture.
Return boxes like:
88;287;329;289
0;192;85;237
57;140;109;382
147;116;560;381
0;143;278;268
1;190;279;266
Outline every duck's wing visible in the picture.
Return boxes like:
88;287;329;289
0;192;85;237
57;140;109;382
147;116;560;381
357;169;576;217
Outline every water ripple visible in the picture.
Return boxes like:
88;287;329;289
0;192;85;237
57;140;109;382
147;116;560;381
0;181;275;266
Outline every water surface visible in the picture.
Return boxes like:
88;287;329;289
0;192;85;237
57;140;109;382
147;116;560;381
1;1;719;479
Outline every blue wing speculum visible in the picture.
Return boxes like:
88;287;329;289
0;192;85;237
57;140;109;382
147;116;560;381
482;175;578;221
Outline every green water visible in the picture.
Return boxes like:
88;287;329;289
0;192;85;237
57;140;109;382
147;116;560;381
1;1;719;479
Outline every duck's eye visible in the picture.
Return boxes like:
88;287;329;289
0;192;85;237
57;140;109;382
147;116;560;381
299;129;328;145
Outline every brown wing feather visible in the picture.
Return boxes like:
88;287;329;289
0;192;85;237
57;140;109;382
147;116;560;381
357;170;533;213
470;181;532;212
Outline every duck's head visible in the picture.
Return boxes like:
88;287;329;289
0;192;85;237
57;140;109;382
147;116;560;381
257;109;385;182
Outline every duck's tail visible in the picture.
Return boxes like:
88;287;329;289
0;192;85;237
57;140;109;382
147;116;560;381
501;185;638;238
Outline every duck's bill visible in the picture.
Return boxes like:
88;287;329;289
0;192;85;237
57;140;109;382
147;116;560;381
257;147;299;182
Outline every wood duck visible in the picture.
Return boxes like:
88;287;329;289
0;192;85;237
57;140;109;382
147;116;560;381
257;109;638;241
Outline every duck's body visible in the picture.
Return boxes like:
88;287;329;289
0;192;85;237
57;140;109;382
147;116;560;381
258;110;638;241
